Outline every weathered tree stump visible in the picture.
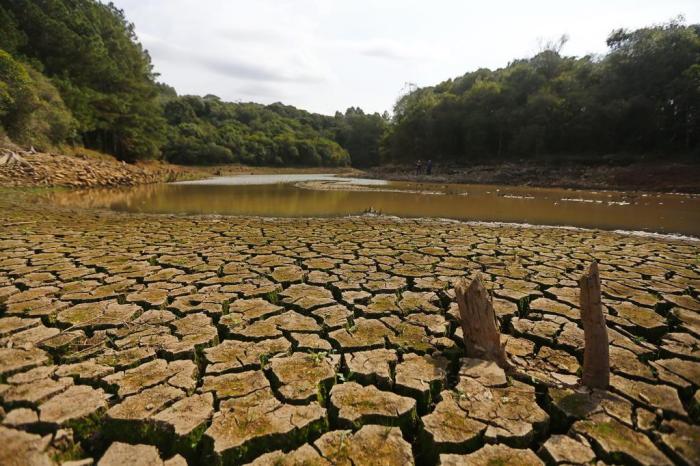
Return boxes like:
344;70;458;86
455;274;511;370
578;261;609;389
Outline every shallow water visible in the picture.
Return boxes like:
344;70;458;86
47;174;700;236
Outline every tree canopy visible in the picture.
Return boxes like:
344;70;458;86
382;19;700;164
0;2;698;167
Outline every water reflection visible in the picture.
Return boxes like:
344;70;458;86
46;176;700;236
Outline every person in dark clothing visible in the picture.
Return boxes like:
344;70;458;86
416;160;422;176
426;159;432;175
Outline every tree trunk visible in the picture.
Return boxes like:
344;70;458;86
578;262;609;389
455;274;511;370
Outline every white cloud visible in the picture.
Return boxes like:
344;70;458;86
110;0;700;115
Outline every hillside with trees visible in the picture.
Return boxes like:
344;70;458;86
0;1;698;167
0;0;384;166
382;20;700;164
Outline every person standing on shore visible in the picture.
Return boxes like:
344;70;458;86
416;160;422;176
426;159;432;175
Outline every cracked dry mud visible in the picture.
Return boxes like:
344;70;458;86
0;191;699;465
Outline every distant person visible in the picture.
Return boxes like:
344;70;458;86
426;159;432;175
416;160;422;176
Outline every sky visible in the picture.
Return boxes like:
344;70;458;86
111;0;700;116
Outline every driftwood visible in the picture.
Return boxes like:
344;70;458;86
455;274;511;370
0;151;30;167
578;261;610;389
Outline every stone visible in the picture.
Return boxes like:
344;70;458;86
328;318;392;350
204;337;291;374
394;353;448;413
247;443;329;465
573;413;672;466
440;444;544;466
420;391;486;456
104;359;197;398
2;377;73;407
344;349;397;389
280;284;336;311
538;434;596;465
459;357;507;387
39;385;108;436
660;419;700;466
98;442;162;466
0;425;52;466
329;382;416;432
268;352;338;403
455;378;549;447
151;393;214;455
201;370;270;401
202;401;326;464
314;425;414;465
610;374;686;417
0;347;50;378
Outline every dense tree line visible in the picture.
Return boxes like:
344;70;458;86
1;1;698;166
383;19;700;164
161;94;350;166
0;0;166;161
0;0;383;166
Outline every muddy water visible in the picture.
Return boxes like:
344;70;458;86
47;175;700;236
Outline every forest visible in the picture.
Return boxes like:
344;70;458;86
0;0;699;167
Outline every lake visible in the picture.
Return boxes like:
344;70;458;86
47;174;700;237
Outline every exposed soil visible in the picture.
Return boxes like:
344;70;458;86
0;150;206;188
365;161;700;193
0;189;698;465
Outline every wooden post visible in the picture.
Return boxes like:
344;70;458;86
455;274;511;370
578;261;609;389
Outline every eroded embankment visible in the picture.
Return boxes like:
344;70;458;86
0;150;204;188
0;190;699;465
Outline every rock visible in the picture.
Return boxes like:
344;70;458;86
0;425;52;466
344;349;397;389
329;382;416;433
538;434;596;465
97;442;174;466
203;337;291;374
328;318;392;351
280;284;336;311
2;377;73;408
394;353;448;413
268;353;338;403
660;419;700;466
104;359;197;398
610;374;686;417
0;347;50;379
247;443;329;465
459;357;507;387
440;444;544;466
151;393;214;457
201;371;270;401
420;391;486;457
573;413;672;465
455;378;549;447
314;425;414;465
2;408;39;429
201;401;326;464
39;385;108;438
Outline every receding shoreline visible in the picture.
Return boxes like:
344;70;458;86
363;161;700;194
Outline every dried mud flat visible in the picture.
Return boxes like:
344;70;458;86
0;191;699;466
